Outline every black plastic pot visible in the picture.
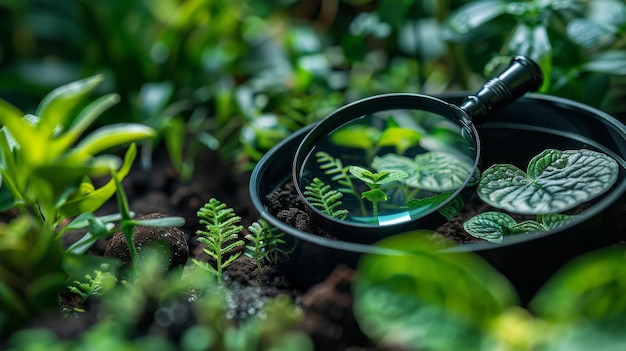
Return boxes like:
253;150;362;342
249;93;626;304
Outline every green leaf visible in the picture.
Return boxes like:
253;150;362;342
362;188;388;203
329;124;380;149
372;152;472;192
463;211;518;243
354;233;517;350
36;75;105;139
130;216;186;228
377;126;422;154
73;123;156;156
509;220;547;234
581;51;626;75
442;0;508;39
53;94;121;157
542;213;579;230
478;149;619;214
58;143;137;218
530;247;626;322
349;166;377;185
406;192;453;217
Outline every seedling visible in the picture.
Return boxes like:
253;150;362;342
464;149;619;242
245;219;294;271
349;166;409;218
192;198;245;283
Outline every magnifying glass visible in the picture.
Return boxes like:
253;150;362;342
293;55;543;240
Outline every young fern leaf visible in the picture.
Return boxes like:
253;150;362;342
245;219;291;271
316;151;367;215
192;198;244;283
304;178;349;220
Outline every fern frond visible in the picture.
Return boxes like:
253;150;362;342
315;151;354;191
195;198;245;283
315;152;367;215
304;178;349;220
245;219;290;271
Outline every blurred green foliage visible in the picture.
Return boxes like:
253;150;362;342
1;0;625;176
354;232;626;351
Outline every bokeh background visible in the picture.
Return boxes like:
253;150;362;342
1;0;625;176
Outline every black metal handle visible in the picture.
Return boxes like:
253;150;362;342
460;55;543;123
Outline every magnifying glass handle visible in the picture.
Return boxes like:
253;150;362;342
460;55;543;123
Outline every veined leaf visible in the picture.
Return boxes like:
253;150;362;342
463;211;518;243
372;152;472;192
478;149;619;214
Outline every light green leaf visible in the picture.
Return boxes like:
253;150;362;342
130;217;186;228
329;124;380;149
53;94;121;157
362;188;388;203
354;233;517;350
36;75;105;139
377;126;422;154
58;144;137;218
478;149;619;214
73;123;156;156
530;247;626;322
372;152;472;192
463;211;517;243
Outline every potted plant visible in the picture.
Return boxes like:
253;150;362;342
249;92;626;303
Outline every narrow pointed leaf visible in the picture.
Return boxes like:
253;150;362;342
73;123;156;156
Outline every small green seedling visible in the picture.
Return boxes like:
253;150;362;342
245;218;293;271
349;166;409;217
464;148;619;242
303;177;349;220
192;198;245;283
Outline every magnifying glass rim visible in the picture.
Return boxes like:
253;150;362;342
293;93;482;230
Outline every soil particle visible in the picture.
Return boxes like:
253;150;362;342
104;213;189;271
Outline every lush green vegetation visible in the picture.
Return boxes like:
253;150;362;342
1;0;624;174
1;0;625;350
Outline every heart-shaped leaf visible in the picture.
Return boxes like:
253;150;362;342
478;149;619;214
372;152;473;192
463;211;518;243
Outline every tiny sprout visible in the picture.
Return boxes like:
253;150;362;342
349;166;409;217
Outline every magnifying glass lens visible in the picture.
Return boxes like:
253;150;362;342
297;107;478;226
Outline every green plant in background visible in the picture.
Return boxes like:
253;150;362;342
303;177;349;220
192;198;245;283
464;149;619;242
443;0;626;113
353;232;626;351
